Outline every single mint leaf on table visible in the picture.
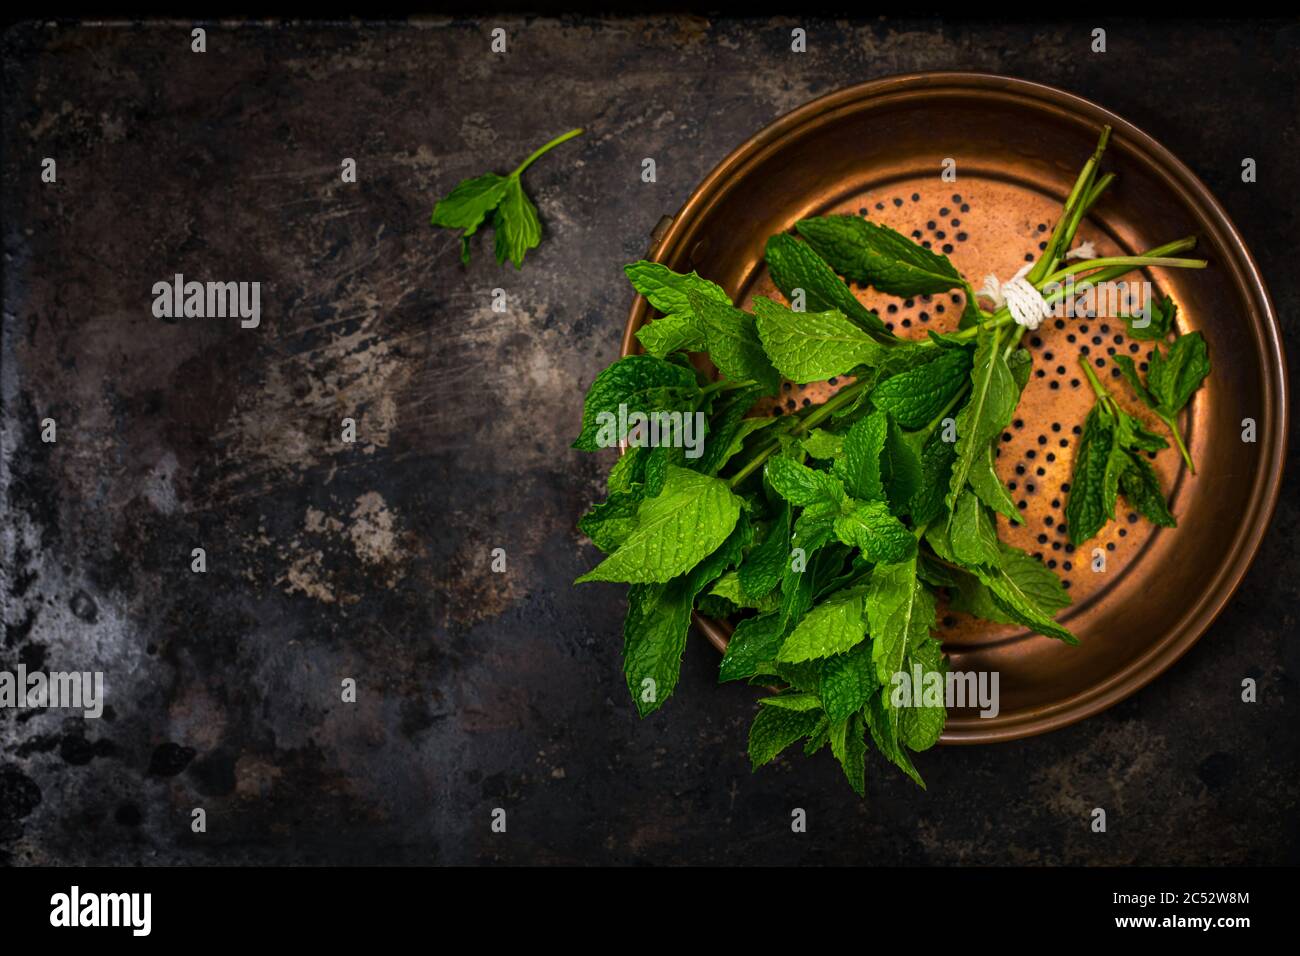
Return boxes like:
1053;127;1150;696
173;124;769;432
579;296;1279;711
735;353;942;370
751;296;885;383
431;127;583;267
763;233;890;336
575;465;740;584
1147;331;1210;416
796;215;966;297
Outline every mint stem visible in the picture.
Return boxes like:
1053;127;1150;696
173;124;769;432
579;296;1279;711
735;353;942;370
511;128;584;178
1079;353;1111;403
1161;411;1196;474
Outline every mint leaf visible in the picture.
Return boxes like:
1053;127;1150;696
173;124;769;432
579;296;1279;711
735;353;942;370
764;233;889;335
833;500;916;563
866;555;935;685
765;456;846;509
431;128;582;268
1147;331;1210;415
1065;404;1116;545
696;385;763;476
949;490;1001;568
1120;294;1176;341
946;323;1017;511
797;215;965;297
719;613;787;683
834;410;888;502
492;177;542;268
777;587;869;663
871;347;973;429
752;297;885;383
748;705;824;769
573;354;700;452
576;466;740;584
626;262;732;357
690;293;781;395
431;173;511;265
864;690;925;788
966;440;1023;523
801;428;845;459
759;692;823;711
737;504;791;600
578;491;642;553
818;643;879;723
909;429;957;527
1118;452;1177;528
900;638;946;751
830;712;868;797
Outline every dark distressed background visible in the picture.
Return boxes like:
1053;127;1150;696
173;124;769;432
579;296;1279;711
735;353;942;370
1;16;1297;866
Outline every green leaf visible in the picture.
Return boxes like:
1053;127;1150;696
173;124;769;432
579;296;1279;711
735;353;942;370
690;293;782;395
899;638;947;751
882;420;924;517
765;456;846;509
833;500;916;563
834;410;888;502
752;297;885;383
764;233;889;335
818;643;879;723
1119;452;1177;528
1120;294;1176;341
431;173;512;265
573;355;700;452
871;347;973;429
738;504;790;600
493;177;542;268
622;518;748;716
1007;347;1033;392
949;490;1001;568
759;692;823;711
624;261;731;317
866;555;935;685
830;712;868;797
576;466;740;583
626;262;732;357
719;613;787;683
1066;404;1116;545
695;385;763;475
947;322;1017;511
1113;354;1156;408
777;587;869;663
1147;331;1209;415
909;429;957;527
797;215;965;297
578;491;642;553
864;691;925;788
994;543;1071;616
966;440;1023;523
801;428;845;459
975;548;1076;644
748;705;824;769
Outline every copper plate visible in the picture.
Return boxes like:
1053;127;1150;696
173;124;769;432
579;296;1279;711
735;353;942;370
619;73;1287;744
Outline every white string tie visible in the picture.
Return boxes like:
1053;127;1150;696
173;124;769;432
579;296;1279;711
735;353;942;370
980;262;1050;331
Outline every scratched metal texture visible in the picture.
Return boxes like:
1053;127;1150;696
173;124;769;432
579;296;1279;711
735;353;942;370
1;17;1297;865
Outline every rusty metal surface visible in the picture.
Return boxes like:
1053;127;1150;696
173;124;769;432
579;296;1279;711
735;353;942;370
3;19;1299;866
625;74;1288;742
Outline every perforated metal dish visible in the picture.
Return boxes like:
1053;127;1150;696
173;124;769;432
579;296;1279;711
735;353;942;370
621;73;1287;743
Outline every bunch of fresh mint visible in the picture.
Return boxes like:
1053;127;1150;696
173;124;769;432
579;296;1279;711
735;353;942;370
575;128;1208;795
